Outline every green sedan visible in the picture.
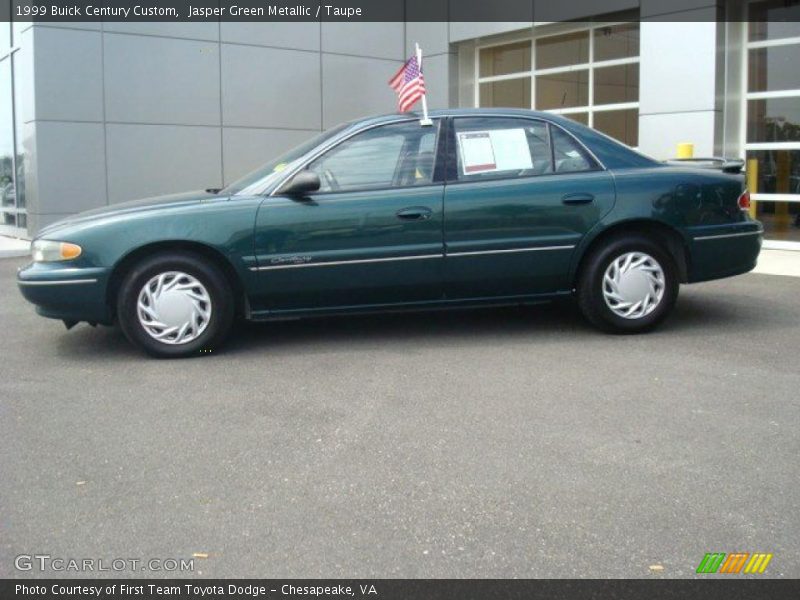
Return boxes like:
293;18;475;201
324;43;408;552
18;109;763;358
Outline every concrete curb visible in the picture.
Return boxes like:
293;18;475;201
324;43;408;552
753;248;800;278
0;236;30;259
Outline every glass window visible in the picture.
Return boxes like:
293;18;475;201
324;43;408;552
594;63;639;105
536;70;589;110
746;149;800;195
551;127;595;173
476;23;639;147
307;121;439;193
744;14;800;243
536;31;589;70
594;23;639;62
594;109;638;147
748;0;800;41
753;200;800;243
748;46;800;93
13;46;30;223
0;57;16;228
453;118;553;181
479;42;531;77
744;12;800;242
479;78;531;108
747;98;800;143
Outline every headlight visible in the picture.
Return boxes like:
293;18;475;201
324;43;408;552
31;240;83;262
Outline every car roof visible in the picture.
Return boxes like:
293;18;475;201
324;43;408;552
353;108;555;125
344;108;661;170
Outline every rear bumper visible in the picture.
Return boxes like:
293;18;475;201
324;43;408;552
686;222;763;283
17;263;112;324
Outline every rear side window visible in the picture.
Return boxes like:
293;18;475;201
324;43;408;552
451;117;598;181
453;117;552;181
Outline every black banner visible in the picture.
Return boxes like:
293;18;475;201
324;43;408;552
3;579;800;600
3;0;800;23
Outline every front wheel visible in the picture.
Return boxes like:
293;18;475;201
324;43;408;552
577;235;679;333
117;252;234;357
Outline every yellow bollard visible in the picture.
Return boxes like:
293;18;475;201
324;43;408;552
676;143;694;159
746;158;758;220
775;151;790;231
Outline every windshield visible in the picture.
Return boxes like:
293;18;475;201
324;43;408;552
220;123;351;195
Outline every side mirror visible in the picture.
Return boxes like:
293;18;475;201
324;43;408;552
277;170;320;197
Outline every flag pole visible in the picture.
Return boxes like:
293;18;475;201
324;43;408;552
416;43;433;126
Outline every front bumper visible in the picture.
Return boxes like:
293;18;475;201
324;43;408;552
686;222;763;283
17;262;113;324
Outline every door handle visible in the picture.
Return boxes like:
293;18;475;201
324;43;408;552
562;193;594;205
396;206;433;221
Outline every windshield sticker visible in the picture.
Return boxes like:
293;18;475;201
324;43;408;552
458;132;496;174
457;128;533;175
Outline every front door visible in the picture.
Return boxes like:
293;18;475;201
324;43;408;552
443;116;616;299
251;120;445;312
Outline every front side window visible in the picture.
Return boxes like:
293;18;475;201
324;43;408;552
452;117;596;181
307;121;439;193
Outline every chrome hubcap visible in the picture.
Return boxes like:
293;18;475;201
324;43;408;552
602;252;665;319
137;271;212;345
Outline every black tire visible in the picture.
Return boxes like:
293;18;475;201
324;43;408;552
576;234;679;333
117;252;235;358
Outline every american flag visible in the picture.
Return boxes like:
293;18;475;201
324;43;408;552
388;56;426;113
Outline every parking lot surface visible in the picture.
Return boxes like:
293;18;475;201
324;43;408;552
1;256;798;578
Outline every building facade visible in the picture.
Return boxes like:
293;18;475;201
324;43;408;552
1;0;799;248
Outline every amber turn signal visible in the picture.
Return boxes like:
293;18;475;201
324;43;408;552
60;243;82;260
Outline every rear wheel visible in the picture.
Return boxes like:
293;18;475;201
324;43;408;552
117;252;234;357
577;235;679;333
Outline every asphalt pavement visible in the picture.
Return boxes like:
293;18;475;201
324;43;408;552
1;256;798;578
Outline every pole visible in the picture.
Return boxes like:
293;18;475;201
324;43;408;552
416;43;433;126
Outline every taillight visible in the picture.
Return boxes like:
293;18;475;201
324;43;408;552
738;189;751;211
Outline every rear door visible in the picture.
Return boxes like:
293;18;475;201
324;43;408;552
250;119;445;311
443;116;616;299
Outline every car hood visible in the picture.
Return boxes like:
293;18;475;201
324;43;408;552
36;190;224;238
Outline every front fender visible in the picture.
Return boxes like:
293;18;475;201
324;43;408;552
20;196;263;324
47;196;262;273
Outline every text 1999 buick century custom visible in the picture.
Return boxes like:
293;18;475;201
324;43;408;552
18;109;763;357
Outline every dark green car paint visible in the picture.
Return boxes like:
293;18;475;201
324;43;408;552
251;184;446;310
443;169;616;298
18;108;763;326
